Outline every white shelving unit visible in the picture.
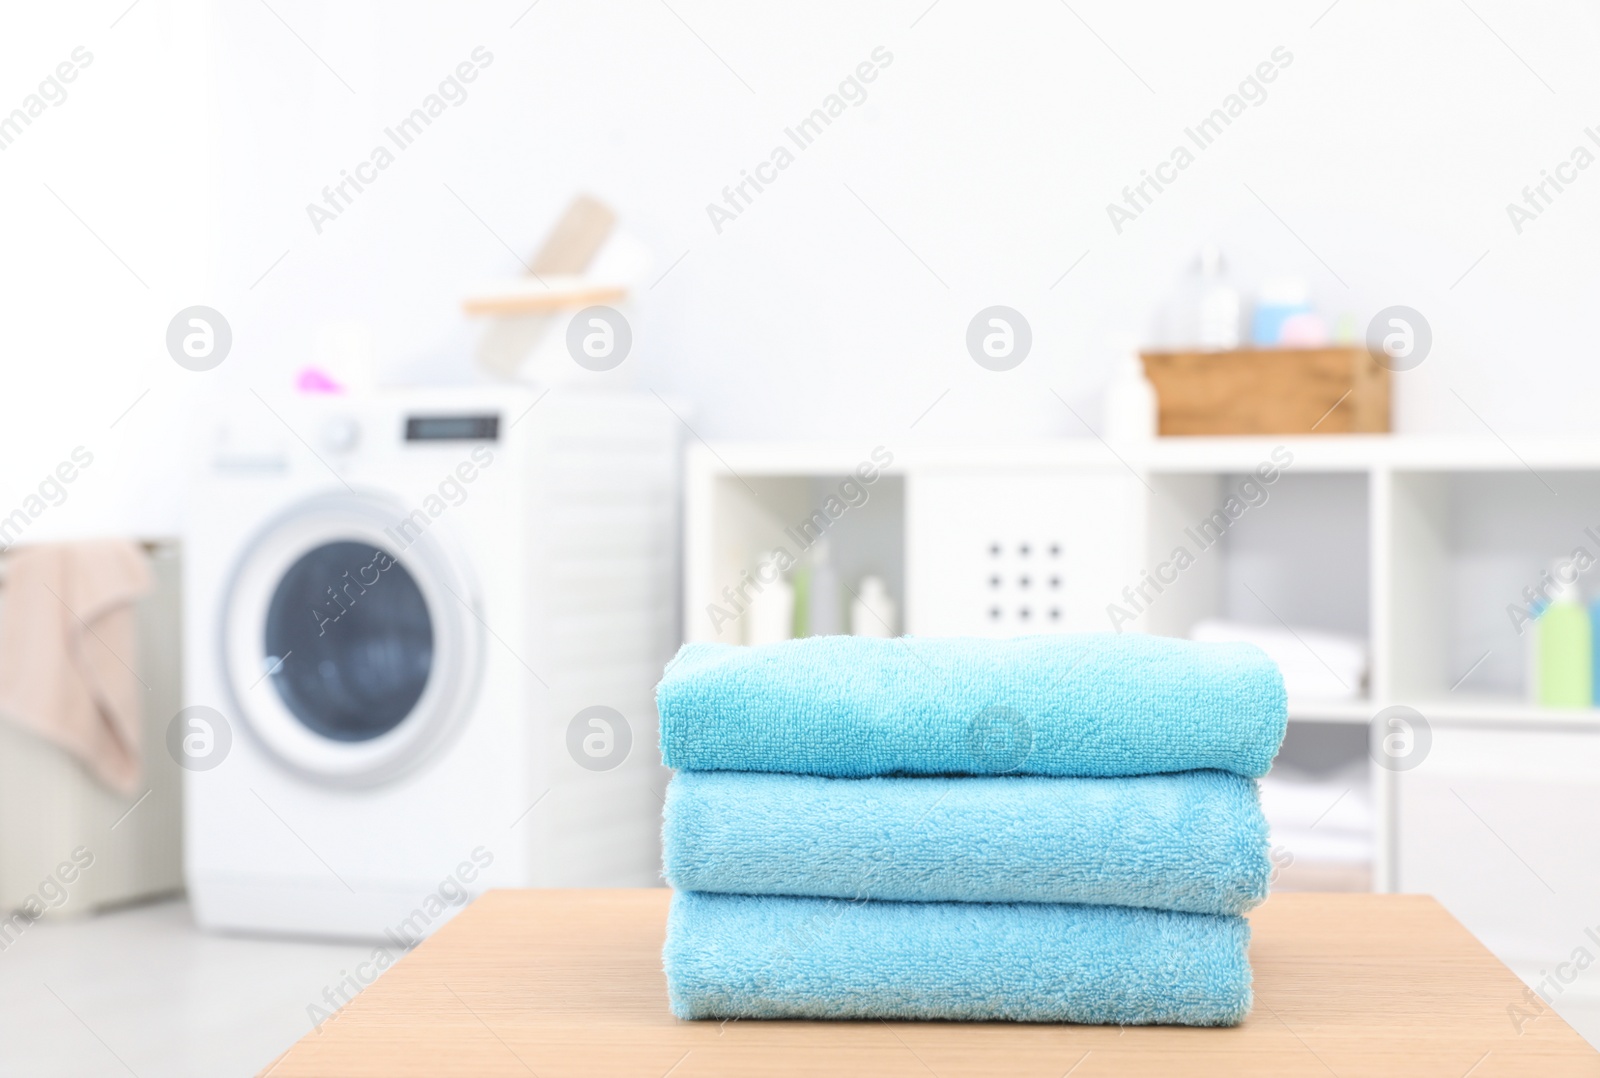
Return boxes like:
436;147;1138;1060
684;435;1600;1031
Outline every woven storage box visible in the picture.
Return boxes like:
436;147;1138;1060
1140;347;1390;435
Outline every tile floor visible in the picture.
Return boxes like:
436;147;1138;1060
0;899;370;1077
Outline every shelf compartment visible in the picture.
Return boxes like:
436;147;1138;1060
1382;469;1600;701
686;471;903;643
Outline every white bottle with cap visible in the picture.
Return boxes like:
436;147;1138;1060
1103;337;1158;442
807;538;843;637
850;576;897;637
744;552;795;646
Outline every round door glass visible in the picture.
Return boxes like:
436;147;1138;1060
262;541;433;742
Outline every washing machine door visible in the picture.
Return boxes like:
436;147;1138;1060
223;492;483;784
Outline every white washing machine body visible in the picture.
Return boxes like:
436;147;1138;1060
183;384;678;940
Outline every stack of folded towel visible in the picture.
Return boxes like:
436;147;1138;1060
656;633;1286;1026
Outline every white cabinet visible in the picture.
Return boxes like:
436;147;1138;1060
680;435;1600;1040
1393;723;1600;1030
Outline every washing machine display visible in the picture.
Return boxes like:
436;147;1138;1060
263;540;433;743
404;414;499;441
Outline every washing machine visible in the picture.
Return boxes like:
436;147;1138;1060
182;384;678;939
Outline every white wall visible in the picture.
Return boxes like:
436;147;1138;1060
0;0;208;542
6;0;1600;537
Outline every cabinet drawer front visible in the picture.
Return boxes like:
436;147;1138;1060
905;469;1143;636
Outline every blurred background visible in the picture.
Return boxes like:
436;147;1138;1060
3;0;1600;1074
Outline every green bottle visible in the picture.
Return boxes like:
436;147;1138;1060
1538;562;1592;708
790;565;811;639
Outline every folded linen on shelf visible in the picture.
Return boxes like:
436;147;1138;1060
1190;618;1366;702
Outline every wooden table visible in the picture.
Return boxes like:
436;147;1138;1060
263;890;1599;1077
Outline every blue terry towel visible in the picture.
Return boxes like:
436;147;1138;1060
665;891;1253;1025
663;769;1269;915
657;634;1286;778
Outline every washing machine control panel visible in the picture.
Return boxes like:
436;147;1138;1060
320;416;361;454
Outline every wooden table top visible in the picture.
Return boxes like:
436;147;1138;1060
263;890;1599;1077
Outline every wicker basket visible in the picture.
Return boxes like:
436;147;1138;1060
1140;347;1390;435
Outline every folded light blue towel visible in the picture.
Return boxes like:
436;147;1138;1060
663;769;1269;915
657;634;1285;778
665;891;1252;1025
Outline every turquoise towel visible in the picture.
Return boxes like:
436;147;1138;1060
663;769;1269;915
665;891;1253;1025
657;634;1285;778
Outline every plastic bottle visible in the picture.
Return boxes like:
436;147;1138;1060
850;575;897;637
1250;278;1312;347
1172;245;1241;351
744;552;794;646
1525;597;1542;703
1538;561;1591;708
1590;592;1600;705
1103;338;1158;441
806;538;842;636
790;565;810;639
